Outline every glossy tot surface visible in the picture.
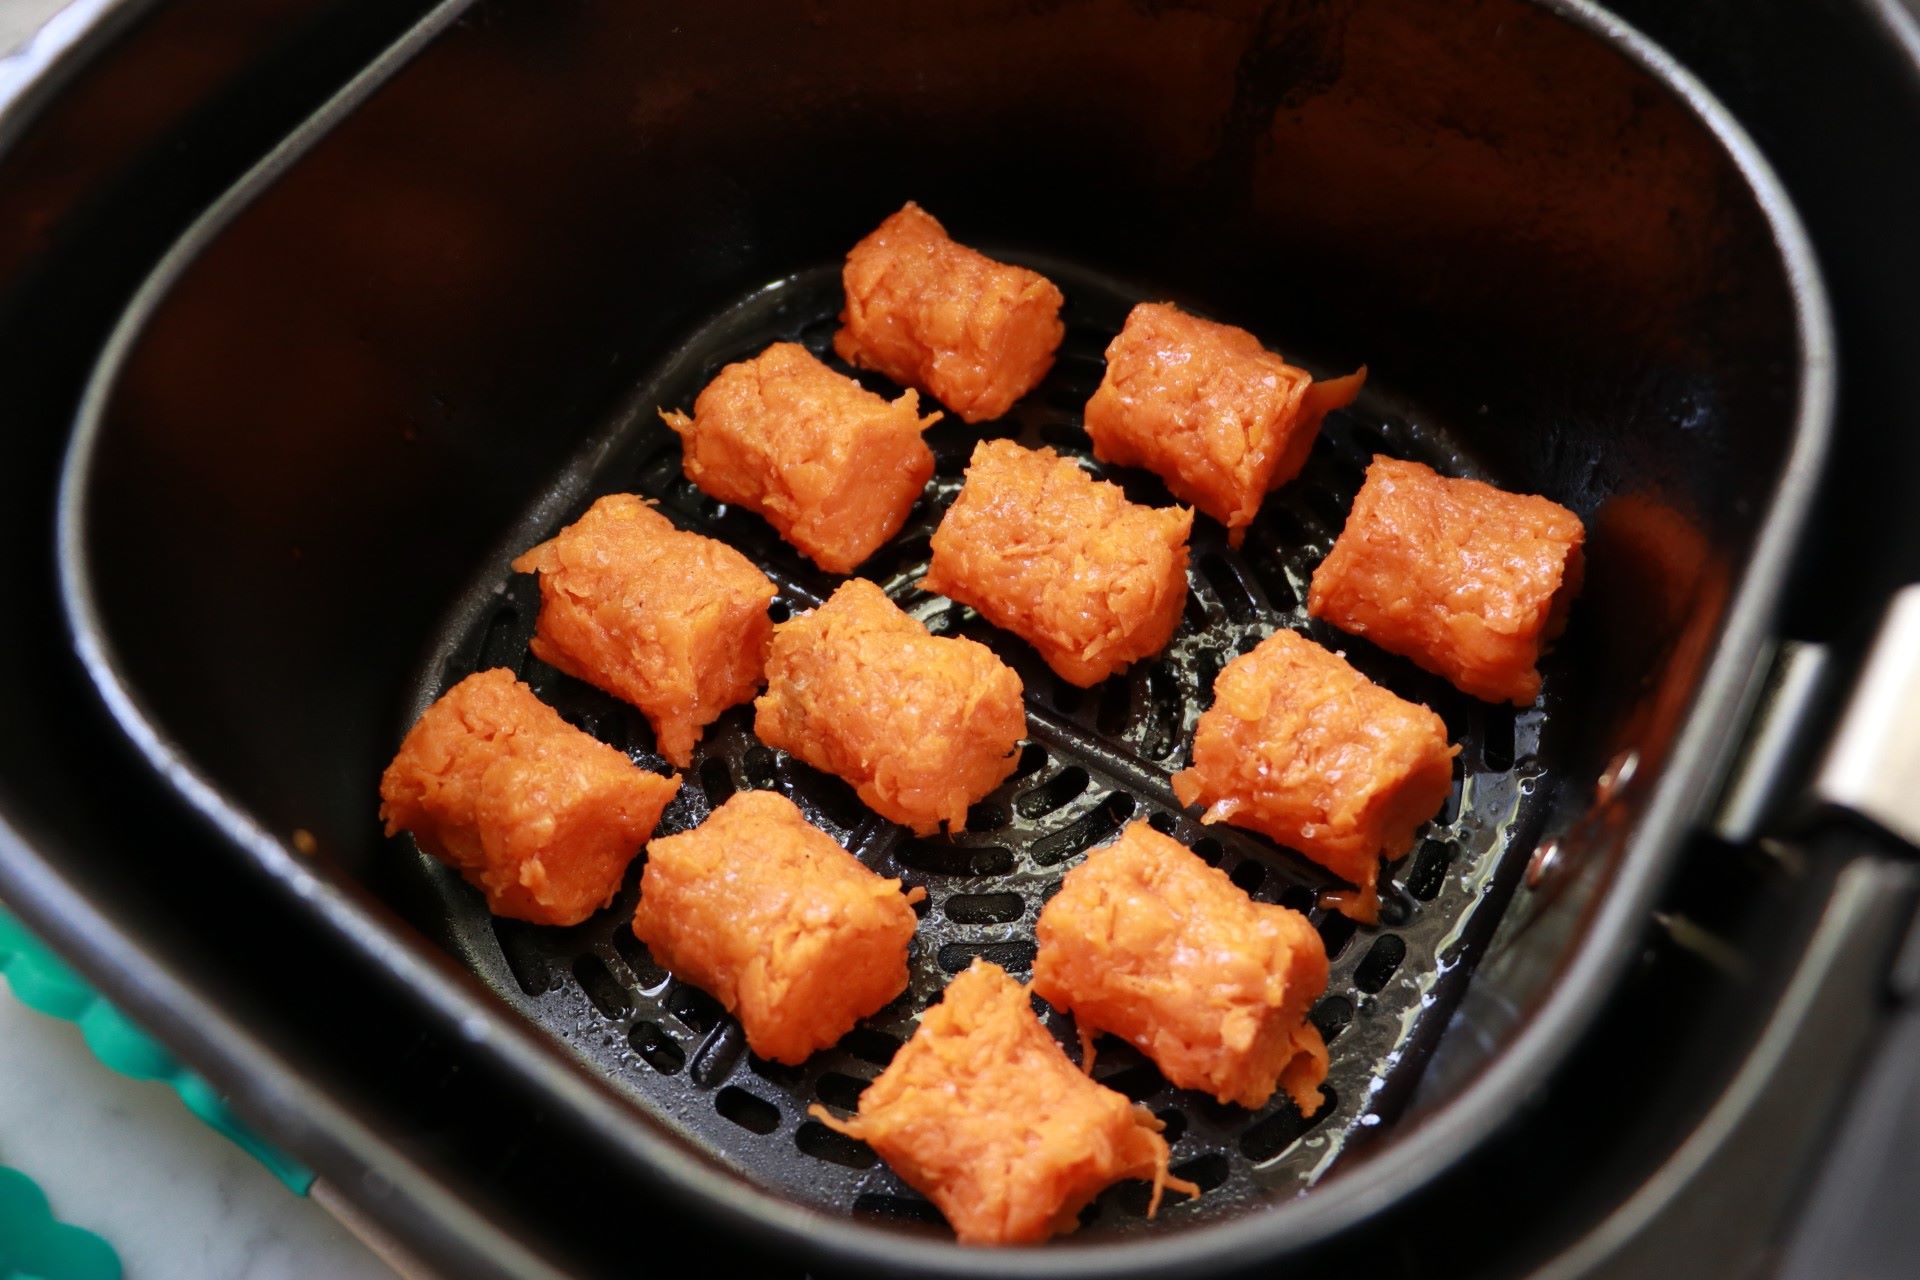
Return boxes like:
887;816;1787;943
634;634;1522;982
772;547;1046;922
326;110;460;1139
1034;821;1330;1111
1084;303;1363;545
631;791;923;1064
378;669;679;925
754;580;1026;836
1171;630;1456;911
922;440;1192;686
661;342;938;573
835;202;1065;423
1309;456;1586;704
810;959;1192;1244
512;494;776;767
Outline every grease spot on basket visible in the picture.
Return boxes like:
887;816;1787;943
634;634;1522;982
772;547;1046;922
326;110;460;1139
1183;589;1212;634
899;840;1015;877
628;1021;684;1075
936;940;1036;975
1440;758;1465;824
692;1022;747;1087
1030;792;1134;867
1401;838;1455;901
1239;1086;1337;1162
943;891;1024;925
1200;554;1257;625
571;954;630;1020
1140;663;1183;758
964;799;1010;833
742;744;781;790
1244;540;1299;613
699;757;735;806
1310;995;1354;1043
1096;676;1134;736
612;932;669;990
1013;741;1049;779
1354;934;1408;994
1015;766;1089;819
667;983;725;1034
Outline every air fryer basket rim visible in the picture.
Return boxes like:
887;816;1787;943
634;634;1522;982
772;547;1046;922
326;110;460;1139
50;0;1834;1273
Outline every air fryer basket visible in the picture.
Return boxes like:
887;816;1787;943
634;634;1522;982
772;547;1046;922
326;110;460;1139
56;0;1826;1273
411;259;1558;1228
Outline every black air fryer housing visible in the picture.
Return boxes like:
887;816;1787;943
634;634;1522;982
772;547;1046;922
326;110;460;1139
2;1;1918;1277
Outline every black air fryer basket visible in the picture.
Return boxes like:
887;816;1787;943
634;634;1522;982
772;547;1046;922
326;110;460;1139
8;0;1920;1277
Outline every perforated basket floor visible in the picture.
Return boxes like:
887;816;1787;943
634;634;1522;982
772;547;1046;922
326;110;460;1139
402;260;1558;1237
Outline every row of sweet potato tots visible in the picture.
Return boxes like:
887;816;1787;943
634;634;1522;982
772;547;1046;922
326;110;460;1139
376;202;1585;1245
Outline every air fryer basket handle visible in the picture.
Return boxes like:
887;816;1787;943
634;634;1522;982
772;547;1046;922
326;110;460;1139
1812;584;1920;851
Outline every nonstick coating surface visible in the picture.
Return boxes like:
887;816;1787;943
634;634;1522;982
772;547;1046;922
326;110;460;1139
398;258;1560;1235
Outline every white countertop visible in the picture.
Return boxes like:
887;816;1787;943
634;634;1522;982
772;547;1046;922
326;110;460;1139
0;997;391;1279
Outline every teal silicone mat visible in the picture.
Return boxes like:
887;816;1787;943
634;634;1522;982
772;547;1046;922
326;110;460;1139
1;906;316;1279
0;1166;119;1280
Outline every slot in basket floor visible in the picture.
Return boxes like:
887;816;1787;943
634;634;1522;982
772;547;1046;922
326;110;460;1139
397;259;1561;1236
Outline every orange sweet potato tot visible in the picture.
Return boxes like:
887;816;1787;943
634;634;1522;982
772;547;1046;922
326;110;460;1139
921;440;1193;687
1084;303;1365;545
1171;630;1455;918
1033;821;1329;1111
378;669;679;925
661;342;938;574
511;494;776;768
631;791;923;1064
1309;456;1586;705
835;202;1065;423
754;579;1025;835
810;959;1195;1244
